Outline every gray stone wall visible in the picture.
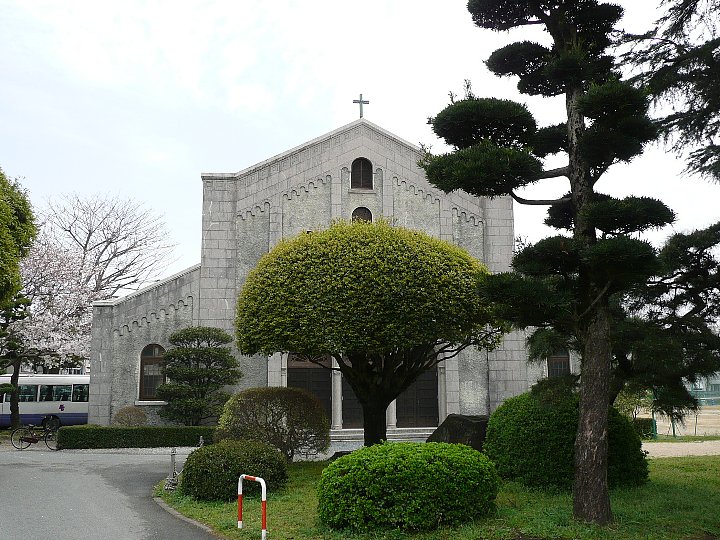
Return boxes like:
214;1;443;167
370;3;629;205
90;118;533;427
88;265;200;425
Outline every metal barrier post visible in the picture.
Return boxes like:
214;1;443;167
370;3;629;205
238;474;267;540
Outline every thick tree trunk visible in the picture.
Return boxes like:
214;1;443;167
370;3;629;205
573;303;613;524
361;400;388;446
564;77;614;523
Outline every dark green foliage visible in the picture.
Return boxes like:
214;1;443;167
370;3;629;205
0;169;35;305
56;425;215;449
481;272;572;329
486;41;550;79
216;387;330;462
579;80;649;121
632;417;655;439
581;197;675;235
179;440;287;501
317;442;500;531
422;141;543;197
512;236;580;276
612;222;720;416
531;123;567;157
483;389;648;489
583;236;658;287
157;326;242;426
430;98;536;149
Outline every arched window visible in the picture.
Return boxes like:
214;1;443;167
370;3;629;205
351;207;373;222
139;344;166;401
547;350;571;378
351;157;373;189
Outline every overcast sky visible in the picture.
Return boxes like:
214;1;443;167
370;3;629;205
1;0;718;283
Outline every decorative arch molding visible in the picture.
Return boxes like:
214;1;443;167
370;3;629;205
393;176;442;205
451;207;483;227
281;175;331;202
280;174;332;201
113;296;194;337
238;200;271;221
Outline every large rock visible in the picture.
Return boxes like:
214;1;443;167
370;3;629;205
426;414;489;452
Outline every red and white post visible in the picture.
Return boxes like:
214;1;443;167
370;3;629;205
238;474;267;540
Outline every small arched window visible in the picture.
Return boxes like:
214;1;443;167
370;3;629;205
351;157;373;189
139;344;166;401
547;350;571;378
351;207;373;222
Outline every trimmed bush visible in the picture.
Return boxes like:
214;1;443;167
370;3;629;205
483;388;648;489
318;442;499;531
216;387;330;461
632;417;655;439
111;406;148;426
57;425;214;449
179;440;288;501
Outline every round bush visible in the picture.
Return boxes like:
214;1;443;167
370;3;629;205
483;389;648;489
111;406;147;426
179;440;288;501
318;442;499;531
216;387;330;461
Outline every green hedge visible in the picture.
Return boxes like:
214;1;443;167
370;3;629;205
632;417;655;439
318;442;500;531
483;390;648;489
57;425;215;449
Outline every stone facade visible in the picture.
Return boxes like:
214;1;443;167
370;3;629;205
89;119;543;431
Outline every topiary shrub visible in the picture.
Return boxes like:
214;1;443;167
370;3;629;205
483;385;648;489
179;439;287;501
215;387;330;461
111;406;148;426
317;442;499;531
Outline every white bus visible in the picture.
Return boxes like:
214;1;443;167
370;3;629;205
0;374;90;428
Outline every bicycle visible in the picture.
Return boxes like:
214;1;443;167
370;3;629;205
10;421;59;451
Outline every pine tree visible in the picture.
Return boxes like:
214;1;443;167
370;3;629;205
623;0;720;179
421;1;663;523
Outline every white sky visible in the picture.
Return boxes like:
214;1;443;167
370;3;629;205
1;0;718;281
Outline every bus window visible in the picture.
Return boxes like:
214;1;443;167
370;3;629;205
39;385;72;401
72;384;89;402
18;385;38;402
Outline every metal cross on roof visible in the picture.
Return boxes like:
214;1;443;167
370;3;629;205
353;93;369;118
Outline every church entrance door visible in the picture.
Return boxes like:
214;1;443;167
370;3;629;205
287;355;332;421
396;369;439;427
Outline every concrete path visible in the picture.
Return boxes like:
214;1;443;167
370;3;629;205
0;445;218;540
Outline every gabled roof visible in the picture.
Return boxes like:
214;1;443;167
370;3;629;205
201;118;422;181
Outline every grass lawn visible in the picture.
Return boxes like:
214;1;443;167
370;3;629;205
158;455;720;540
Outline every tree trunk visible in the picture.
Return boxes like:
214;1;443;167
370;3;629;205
9;358;21;429
573;303;613;524
361;400;388;446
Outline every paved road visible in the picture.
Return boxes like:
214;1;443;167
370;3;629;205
0;445;217;540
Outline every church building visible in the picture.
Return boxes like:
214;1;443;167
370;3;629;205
88;118;549;441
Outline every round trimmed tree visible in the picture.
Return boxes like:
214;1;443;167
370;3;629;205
236;220;505;446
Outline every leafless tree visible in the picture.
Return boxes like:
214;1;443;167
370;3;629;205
45;194;175;298
17;194;175;368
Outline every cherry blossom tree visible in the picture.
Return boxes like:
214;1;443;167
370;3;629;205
17;195;175;371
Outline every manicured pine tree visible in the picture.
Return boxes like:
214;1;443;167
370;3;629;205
157;326;242;426
421;1;663;524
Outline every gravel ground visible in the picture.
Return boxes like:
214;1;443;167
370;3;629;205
642;440;720;458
